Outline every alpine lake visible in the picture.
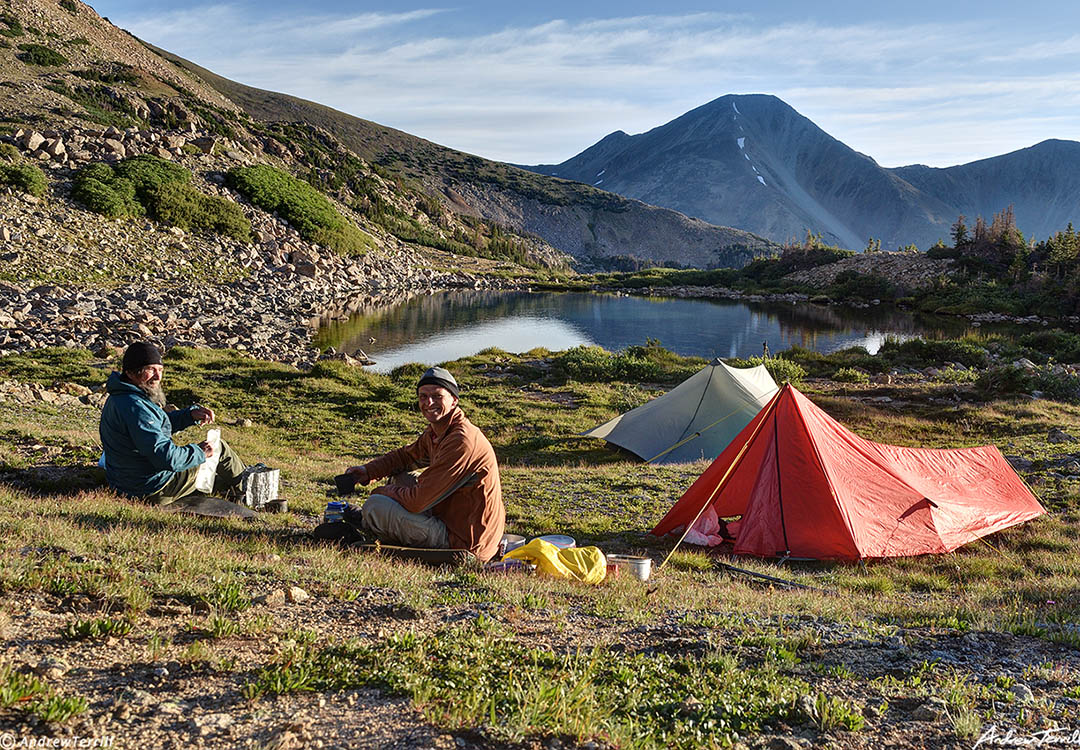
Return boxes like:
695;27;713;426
313;290;992;372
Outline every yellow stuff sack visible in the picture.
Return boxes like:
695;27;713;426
505;539;607;584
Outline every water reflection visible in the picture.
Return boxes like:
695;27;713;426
314;291;976;373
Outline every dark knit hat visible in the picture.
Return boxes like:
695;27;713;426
122;342;163;373
417;366;459;398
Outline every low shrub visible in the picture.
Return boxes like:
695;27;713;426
1019;329;1080;365
975;364;1080;403
114;154;190;197
17;43;68;66
72;163;141;218
73;156;250;241
0;13;24;37
827;270;900;302
879;337;989;369
832;367;869;384
60;0;78;14
0;161;47;197
226;164;371;255
71;65;141;86
143;181;251;242
933;365;979;384
551;346;664;383
728;355;806;384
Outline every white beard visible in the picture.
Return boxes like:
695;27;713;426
140;382;167;409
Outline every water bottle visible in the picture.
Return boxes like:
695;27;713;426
323;501;345;524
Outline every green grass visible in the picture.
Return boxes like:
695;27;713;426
61;616;134;640
243;621;831;748
0;662;86;724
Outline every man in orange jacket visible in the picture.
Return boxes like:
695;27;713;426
343;367;505;562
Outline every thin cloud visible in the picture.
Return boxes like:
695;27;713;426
110;6;1080;167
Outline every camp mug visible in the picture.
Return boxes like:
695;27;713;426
334;473;357;496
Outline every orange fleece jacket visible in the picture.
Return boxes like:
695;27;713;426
364;407;505;561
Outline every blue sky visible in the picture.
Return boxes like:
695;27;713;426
89;1;1080;167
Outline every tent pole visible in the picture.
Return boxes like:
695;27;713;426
657;388;784;571
644;407;748;464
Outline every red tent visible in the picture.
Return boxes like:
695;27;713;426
651;384;1045;560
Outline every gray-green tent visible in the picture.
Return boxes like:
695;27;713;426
582;359;778;464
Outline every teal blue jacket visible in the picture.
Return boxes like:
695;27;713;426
99;372;205;497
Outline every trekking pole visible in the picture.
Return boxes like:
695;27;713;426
713;560;833;594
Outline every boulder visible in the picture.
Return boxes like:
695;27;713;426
21;131;44;151
190;136;216;154
103;138;126;157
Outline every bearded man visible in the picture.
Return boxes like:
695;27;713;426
99;342;246;503
342;366;505;562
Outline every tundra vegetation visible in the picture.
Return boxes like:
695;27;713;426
0;339;1078;747
586;214;1080;318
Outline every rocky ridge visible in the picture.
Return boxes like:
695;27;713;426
0;124;522;368
784;251;955;290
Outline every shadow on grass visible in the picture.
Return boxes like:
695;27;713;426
0;464;106;494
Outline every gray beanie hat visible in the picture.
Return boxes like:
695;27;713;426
417;366;459;398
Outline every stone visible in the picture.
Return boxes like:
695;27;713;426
1011;683;1035;704
191;712;234;736
1048;428;1076;444
103;138;126;157
58;382;92;397
190;136;216;154
911;696;948;721
287;586;309;603
22;131;44;151
35;657;70;679
258;590;287;608
295;261;318;278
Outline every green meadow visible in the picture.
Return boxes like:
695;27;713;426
1;341;1078;747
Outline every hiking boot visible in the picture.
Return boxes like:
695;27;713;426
311;516;372;546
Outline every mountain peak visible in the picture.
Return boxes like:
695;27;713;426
522;94;1080;251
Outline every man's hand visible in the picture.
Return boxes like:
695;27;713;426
198;440;214;458
345;465;370;486
191;405;216;425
